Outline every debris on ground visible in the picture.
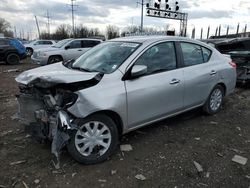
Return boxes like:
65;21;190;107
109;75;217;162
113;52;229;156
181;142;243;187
0;130;13;137
217;153;223;157
135;174;146;181
72;173;77;178
3;69;20;73
159;155;166;159
22;181;29;188
120;144;133;152
0;185;7;188
230;148;244;154
194;137;201;141
34;179;40;184
236;127;241;131
98;179;107;183
111;170;117;175
197;183;208;187
210;121;218;125
52;169;64;174
245;175;250;179
206;172;210;178
232;155;248;165
10;160;26;166
193;161;203;173
11;113;19;120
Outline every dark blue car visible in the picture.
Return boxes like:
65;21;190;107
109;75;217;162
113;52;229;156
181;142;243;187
0;37;26;64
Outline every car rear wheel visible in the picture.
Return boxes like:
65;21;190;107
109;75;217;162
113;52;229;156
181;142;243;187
48;56;63;64
26;48;33;56
67;114;119;164
203;85;224;115
6;53;20;65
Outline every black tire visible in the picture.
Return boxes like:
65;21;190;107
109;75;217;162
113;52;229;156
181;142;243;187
48;56;63;64
203;85;225;115
26;48;33;56
67;114;119;164
6;53;20;65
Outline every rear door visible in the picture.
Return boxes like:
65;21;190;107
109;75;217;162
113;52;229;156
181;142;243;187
64;40;83;60
125;41;184;128
179;42;218;108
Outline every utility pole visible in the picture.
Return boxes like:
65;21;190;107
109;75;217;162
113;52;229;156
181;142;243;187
68;0;78;37
45;10;51;36
137;0;145;33
34;15;41;39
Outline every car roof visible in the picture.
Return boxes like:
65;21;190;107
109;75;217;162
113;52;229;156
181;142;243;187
111;35;202;44
72;38;102;41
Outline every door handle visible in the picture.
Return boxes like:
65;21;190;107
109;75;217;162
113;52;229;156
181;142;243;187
210;70;217;75
170;79;180;84
78;49;82;51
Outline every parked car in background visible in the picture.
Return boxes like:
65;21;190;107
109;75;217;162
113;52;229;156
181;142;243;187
31;38;102;65
16;36;236;164
25;39;56;56
202;38;250;85
0;37;26;64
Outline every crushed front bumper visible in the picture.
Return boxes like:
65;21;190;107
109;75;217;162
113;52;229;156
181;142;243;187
16;93;77;167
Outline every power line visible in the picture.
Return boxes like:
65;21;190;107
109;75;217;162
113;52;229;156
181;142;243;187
67;0;78;37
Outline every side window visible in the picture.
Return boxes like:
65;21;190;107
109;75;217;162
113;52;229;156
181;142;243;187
34;41;41;45
69;40;81;48
82;40;100;48
134;42;177;75
43;41;53;45
181;43;204;67
202;47;212;62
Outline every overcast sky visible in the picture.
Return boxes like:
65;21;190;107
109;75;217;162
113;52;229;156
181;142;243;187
0;0;250;39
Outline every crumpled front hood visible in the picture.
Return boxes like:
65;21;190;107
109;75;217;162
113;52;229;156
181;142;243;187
16;62;100;85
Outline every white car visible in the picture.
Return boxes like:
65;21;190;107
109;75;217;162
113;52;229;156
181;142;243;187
31;38;102;65
25;40;56;56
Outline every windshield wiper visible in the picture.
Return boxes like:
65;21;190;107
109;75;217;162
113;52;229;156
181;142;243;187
71;66;92;72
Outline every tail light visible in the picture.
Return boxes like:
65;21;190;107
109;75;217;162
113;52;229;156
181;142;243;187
229;61;237;68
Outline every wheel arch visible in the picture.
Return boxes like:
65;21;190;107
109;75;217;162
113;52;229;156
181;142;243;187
88;110;124;137
217;82;227;96
48;54;64;60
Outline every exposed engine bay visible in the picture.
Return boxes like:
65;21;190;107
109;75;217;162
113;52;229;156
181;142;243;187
16;72;103;167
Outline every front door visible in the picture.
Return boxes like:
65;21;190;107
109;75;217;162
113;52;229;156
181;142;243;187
125;42;184;128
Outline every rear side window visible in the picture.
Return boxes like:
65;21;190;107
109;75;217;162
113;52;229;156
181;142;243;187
202;47;212;62
82;40;101;48
180;42;211;67
43;41;53;45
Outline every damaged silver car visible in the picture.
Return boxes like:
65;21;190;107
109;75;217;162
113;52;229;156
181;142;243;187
16;36;236;164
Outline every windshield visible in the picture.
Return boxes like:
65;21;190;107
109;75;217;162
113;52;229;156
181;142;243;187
72;41;140;74
52;39;72;48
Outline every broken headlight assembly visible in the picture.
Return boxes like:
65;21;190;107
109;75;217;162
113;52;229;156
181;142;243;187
61;91;78;109
43;90;78;110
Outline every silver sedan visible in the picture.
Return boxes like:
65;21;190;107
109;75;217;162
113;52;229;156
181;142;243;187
16;36;236;164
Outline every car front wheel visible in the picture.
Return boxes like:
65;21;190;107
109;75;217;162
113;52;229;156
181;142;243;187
26;48;33;56
203;85;224;115
67;114;119;164
48;56;63;64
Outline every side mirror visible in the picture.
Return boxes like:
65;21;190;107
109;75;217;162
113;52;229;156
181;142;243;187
65;46;70;50
131;65;147;78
